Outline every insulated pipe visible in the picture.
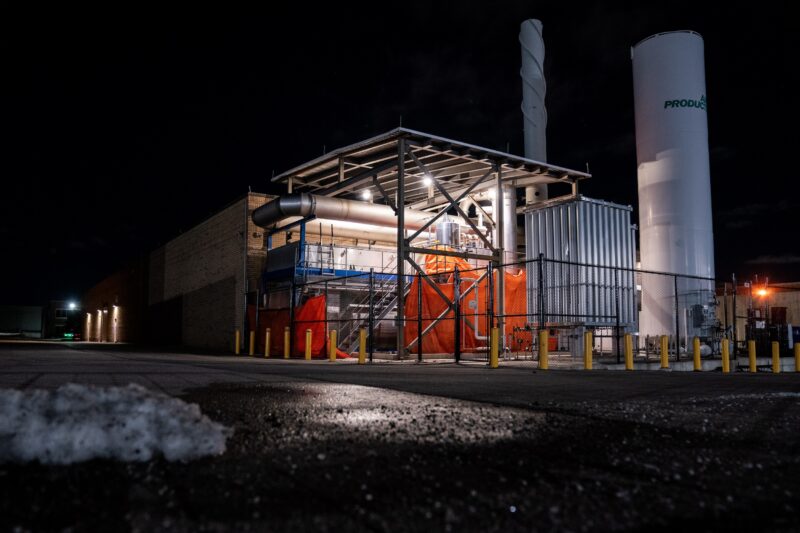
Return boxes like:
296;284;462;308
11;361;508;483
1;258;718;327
496;185;517;264
252;193;472;234
520;19;548;202
280;217;422;245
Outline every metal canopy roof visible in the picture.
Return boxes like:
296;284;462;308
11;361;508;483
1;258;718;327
272;128;590;211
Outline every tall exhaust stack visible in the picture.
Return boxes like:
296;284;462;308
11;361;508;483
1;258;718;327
632;31;715;341
520;19;548;202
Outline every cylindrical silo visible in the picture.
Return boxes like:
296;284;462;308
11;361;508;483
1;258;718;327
632;31;716;343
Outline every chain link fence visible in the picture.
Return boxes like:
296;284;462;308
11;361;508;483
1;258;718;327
246;255;720;366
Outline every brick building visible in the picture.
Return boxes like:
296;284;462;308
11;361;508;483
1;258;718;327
82;192;282;350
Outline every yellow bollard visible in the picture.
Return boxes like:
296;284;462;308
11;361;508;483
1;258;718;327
772;341;780;373
284;326;290;359
305;329;312;360
748;340;756;373
234;329;240;355
721;338;730;374
329;330;337;362
583;331;593;370
249;331;255;356
490;327;499;368
660;335;669;369
693;337;701;371
538;329;549;370
624;334;633;370
358;328;367;365
264;328;271;358
795;343;800;373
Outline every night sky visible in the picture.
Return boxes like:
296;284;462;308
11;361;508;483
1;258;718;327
2;1;794;305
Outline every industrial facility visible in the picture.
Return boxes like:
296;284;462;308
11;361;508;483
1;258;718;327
81;22;797;363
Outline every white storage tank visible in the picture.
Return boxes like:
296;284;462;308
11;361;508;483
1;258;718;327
632;31;716;339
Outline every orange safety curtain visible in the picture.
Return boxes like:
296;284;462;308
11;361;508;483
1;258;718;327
403;253;532;354
248;295;349;358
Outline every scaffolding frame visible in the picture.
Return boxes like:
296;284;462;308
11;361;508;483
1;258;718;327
271;128;589;356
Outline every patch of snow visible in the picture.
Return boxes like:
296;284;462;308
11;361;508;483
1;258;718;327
0;383;230;464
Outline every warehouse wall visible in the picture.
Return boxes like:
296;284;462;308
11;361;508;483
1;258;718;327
82;192;283;350
147;192;279;351
83;258;148;342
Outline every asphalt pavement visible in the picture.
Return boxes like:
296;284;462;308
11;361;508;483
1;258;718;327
2;341;799;531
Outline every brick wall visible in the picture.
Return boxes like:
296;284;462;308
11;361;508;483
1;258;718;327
148;192;277;351
82;257;148;342
84;192;281;350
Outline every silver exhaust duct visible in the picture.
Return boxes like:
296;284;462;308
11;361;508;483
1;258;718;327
253;193;472;235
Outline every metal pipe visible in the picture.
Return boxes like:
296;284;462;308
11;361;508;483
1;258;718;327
252;193;471;233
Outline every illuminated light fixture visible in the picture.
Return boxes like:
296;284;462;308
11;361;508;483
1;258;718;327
360;189;372;201
68;302;77;310
422;175;432;187
756;288;768;297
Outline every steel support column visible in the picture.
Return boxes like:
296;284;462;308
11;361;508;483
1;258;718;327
496;165;506;350
396;137;406;358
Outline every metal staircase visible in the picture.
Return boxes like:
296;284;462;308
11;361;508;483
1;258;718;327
336;256;404;354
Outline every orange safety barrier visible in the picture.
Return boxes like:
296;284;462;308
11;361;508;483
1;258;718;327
248;295;349;359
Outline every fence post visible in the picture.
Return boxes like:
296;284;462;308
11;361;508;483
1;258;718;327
324;279;329;338
417;272;423;363
721;338;730;373
368;268;375;363
490;327;499;368
538;253;545;333
254;288;260;352
264;328;271;358
674;275;681;361
748;339;756;372
487;262;494;362
624;333;633;370
660;335;669;369
249;330;255;356
539;329;549;370
732;274;738;355
289;278;296;359
234;329;240;355
284;326;290;359
615;269;621;364
454;266;461;363
305;329;312;360
772;341;780;373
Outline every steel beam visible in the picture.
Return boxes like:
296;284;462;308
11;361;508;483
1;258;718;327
406;246;495;262
406;167;495;243
396;137;406;358
407;258;454;311
496;165;506;350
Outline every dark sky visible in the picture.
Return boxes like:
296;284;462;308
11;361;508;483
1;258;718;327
1;1;795;305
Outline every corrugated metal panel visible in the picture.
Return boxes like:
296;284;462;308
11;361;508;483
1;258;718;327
525;196;636;327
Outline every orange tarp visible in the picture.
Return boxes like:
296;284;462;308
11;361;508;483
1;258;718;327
248;295;349;358
403;253;532;354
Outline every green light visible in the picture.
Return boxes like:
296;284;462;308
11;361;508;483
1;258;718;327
64;333;74;339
